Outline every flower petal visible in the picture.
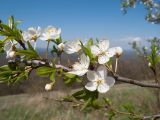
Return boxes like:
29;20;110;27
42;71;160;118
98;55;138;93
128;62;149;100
97;83;109;93
90;45;100;57
68;69;88;76
98;40;109;52
87;71;98;82
85;82;97;91
79;54;90;69
98;55;109;64
106;77;115;87
4;41;12;52
64;41;81;54
107;48;116;57
97;65;107;80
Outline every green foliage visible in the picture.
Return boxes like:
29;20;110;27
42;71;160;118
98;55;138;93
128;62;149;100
63;73;81;86
0;65;29;84
17;50;40;59
72;89;100;110
80;39;94;60
0;16;23;42
17;41;40;59
121;0;160;24
36;66;56;81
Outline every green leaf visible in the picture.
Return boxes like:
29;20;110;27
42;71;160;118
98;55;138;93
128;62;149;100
81;97;92;111
72;89;86;99
63;73;76;78
27;41;35;51
0;24;13;33
36;67;55;77
50;72;55;81
13;72;28;83
80;41;93;60
8;16;14;29
17;50;40;59
86;38;93;48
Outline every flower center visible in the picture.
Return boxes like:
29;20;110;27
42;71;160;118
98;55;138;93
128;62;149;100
98;51;106;56
96;79;104;85
31;35;37;41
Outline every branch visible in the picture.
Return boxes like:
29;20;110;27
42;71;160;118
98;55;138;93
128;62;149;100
23;60;160;89
143;114;160;120
114;75;160;89
24;60;71;71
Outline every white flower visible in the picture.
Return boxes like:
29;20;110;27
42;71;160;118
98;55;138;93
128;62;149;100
57;43;65;51
64;40;81;54
45;83;53;91
90;40;115;64
109;47;123;57
22;26;41;42
85;65;115;93
4;41;16;59
40;26;61;41
6;51;16;59
68;54;90;76
4;40;13;52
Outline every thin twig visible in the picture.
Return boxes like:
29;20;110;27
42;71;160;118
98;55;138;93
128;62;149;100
23;60;160;89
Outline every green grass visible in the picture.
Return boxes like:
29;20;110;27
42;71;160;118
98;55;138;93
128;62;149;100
0;84;159;120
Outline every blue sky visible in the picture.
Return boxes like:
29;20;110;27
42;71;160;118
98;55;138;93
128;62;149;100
0;0;160;49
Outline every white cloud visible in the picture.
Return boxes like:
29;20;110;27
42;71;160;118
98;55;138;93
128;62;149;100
120;37;143;43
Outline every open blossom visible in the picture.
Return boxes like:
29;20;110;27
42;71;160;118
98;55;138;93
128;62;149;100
22;26;41;42
40;26;61;41
90;40;115;64
85;65;115;93
57;43;65;51
68;54;90;76
64;40;81;54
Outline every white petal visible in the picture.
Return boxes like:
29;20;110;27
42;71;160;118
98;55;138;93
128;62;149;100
64;41;81;54
79;54;90;69
106;77;115;87
68;69;88;76
115;47;123;56
90;45;100;56
22;32;29;41
85;82;97;91
97;83;109;93
107;48;116;57
4;41;12;51
98;40;109;52
72;62;82;71
98;55;109;64
87;71;98;82
28;27;36;35
57;28;61;34
97;65;107;80
39;33;48;41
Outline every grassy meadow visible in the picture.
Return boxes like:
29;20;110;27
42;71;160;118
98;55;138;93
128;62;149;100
0;84;159;120
0;51;160;120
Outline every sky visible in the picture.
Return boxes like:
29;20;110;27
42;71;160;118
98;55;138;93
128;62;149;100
0;0;160;49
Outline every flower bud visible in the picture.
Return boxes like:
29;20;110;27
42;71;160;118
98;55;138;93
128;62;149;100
45;83;53;91
148;62;152;67
114;47;123;57
57;43;65;51
7;51;16;59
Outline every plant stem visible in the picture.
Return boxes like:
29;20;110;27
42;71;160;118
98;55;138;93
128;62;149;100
115;58;118;73
46;40;50;59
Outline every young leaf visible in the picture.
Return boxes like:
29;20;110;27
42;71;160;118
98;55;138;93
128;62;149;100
36;67;55;77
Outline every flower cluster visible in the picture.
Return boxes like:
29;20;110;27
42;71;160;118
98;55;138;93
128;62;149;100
2;24;123;94
63;39;123;93
22;26;61;49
